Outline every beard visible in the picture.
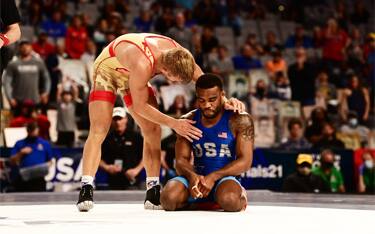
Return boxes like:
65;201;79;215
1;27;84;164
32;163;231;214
201;105;222;119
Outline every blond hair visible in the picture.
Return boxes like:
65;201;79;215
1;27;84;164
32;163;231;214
161;48;195;83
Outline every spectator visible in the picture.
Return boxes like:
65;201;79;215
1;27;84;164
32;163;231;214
283;154;328;193
81;40;97;68
93;19;109;51
250;79;274;118
9;100;50;140
200;25;219;54
208;45;234;82
231;78;249;106
114;0;130;15
280;118;311;150
314;122;345;150
288;47;317;117
263;31;283;55
134;9;153;33
245;33;264;55
305;107;329;145
65;15;88;59
28;1;43;26
321;18;349;69
166;12;193;51
358;151;375;194
99;107;144;190
273;71;291;100
41;10;67;41
154;7;174;35
347;28;365;72
9;122;53;192
4;40;51;113
166;95;189;118
339;111;370;146
32;32;56;60
341;75;370;124
315;71;337;105
312;26;324;48
285;26;313;49
265;50;287;80
312;149;345;193
56;91;78;147
232;44;262;71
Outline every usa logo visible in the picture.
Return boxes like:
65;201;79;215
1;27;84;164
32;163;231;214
218;132;227;139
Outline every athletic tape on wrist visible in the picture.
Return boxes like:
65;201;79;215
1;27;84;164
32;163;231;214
0;34;10;46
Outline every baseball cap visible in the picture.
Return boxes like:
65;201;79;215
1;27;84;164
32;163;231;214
296;154;313;165
112;107;126;118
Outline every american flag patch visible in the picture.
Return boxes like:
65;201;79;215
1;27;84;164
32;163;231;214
218;132;227;138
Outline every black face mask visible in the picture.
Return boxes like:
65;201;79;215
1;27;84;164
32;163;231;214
321;161;334;169
27;136;38;142
256;87;265;98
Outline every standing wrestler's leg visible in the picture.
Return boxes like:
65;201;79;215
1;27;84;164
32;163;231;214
215;179;247;212
127;90;162;209
77;99;114;211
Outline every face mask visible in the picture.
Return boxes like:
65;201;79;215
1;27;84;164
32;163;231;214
321;161;334;169
256;88;265;98
298;167;311;176
365;160;374;169
349;118;358;127
27;136;38;142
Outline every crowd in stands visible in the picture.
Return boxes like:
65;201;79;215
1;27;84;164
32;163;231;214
0;0;374;193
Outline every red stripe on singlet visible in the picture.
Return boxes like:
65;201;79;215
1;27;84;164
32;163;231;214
108;40;116;57
113;39;154;70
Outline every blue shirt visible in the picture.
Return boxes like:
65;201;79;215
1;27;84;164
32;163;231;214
232;56;262;71
11;137;53;168
285;36;313;48
41;20;67;39
191;110;236;175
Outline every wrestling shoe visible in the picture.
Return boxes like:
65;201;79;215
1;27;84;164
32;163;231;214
144;185;163;210
76;184;94;212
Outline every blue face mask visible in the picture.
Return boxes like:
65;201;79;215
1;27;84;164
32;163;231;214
349;118;358;127
365;160;374;169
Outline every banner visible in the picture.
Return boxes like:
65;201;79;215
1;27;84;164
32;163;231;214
1;148;356;192
240;149;355;192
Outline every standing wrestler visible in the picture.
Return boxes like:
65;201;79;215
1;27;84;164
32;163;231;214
77;33;245;211
161;74;254;211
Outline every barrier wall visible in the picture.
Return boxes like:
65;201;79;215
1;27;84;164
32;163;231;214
0;147;357;192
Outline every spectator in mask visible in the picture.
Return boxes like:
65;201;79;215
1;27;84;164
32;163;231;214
339;111;370;146
312;149;345;193
283;154;328;193
358;151;375;194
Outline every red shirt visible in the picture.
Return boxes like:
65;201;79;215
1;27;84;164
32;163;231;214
10;115;51;140
65;26;88;59
321;29;348;61
32;42;55;59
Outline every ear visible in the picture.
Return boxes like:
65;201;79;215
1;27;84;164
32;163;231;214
221;90;225;97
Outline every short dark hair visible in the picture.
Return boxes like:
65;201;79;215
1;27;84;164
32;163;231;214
195;73;223;91
235;78;246;85
288;118;303;130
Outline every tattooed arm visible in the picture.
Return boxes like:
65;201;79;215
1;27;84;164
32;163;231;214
206;113;254;181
